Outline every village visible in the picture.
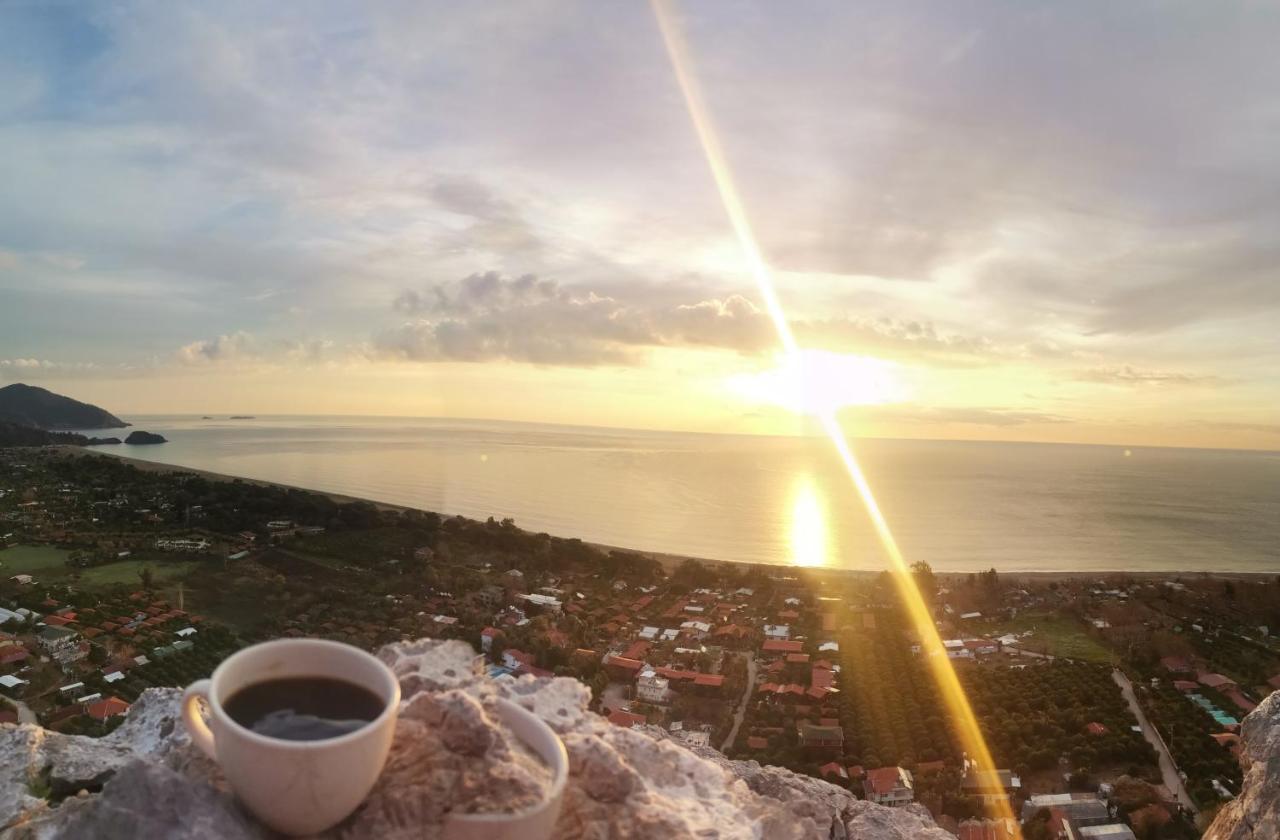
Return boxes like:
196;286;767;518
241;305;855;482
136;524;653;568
3;448;1277;839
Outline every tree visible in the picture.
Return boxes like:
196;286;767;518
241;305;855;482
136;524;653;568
1021;807;1052;840
911;561;938;609
138;565;155;591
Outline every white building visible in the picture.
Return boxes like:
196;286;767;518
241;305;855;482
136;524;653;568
155;537;210;552
763;625;790;640
637;671;670;704
519;593;562;613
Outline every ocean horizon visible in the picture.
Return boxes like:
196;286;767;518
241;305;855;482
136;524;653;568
77;414;1280;575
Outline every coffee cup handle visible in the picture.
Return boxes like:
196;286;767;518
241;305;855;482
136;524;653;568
182;679;217;759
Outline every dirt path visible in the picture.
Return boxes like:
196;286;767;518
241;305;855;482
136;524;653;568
1112;668;1198;816
719;652;757;753
0;695;37;725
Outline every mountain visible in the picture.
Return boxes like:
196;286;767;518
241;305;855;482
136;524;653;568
0;383;128;430
0;421;86;447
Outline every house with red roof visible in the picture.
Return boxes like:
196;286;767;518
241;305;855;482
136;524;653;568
1160;656;1193;674
819;762;848;781
502;649;536;671
621;640;651;661
85;696;131;721
863;766;914;806
607;709;647;729
1085;722;1107;736
693;673;724;694
0;647;29;668
1223;689;1257;714
761;639;804;657
713;623;749;641
1199;673;1238;691
604;655;644;681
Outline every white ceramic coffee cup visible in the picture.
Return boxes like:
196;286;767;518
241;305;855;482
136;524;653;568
182;638;400;836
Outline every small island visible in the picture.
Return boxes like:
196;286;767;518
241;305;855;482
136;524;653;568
124;430;167;445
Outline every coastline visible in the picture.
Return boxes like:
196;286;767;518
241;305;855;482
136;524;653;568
62;445;1275;581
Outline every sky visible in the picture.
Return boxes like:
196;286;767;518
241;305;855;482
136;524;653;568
1;1;1278;449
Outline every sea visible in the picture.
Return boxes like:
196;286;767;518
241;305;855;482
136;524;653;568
74;415;1280;574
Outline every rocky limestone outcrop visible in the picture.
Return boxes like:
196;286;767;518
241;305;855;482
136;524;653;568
0;638;955;839
1204;689;1280;840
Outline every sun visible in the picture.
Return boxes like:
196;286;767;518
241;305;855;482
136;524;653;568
730;349;904;416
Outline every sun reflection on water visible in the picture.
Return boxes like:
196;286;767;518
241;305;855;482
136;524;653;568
789;477;828;567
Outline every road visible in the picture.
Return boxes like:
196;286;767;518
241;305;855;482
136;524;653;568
719;652;757;753
0;695;36;725
1112;668;1198;816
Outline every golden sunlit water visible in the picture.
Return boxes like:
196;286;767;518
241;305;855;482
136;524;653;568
788;476;828;567
652;1;1019;830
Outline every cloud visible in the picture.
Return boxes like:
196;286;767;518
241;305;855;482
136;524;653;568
1073;365;1222;387
0;358;148;382
378;273;1057;367
173;332;343;369
175;332;257;365
1;0;1277;441
0;358;98;375
377;273;773;365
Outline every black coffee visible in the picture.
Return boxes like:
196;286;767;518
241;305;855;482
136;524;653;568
223;677;385;742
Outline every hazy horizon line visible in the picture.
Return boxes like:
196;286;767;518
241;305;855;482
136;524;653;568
109;410;1280;456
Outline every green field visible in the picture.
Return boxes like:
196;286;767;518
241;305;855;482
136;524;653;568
73;559;201;588
992;612;1116;663
0;544;73;574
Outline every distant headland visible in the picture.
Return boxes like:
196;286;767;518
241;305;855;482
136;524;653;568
0;383;127;430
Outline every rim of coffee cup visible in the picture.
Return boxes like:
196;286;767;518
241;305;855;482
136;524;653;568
444;696;570;840
200;638;401;750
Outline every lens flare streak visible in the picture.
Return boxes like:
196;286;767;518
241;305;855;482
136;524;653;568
652;1;1016;829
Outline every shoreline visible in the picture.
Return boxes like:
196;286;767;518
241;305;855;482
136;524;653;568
61;445;1277;581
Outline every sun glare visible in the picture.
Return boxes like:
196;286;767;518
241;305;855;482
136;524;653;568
731;349;903;415
789;476;828;567
653;0;1018;829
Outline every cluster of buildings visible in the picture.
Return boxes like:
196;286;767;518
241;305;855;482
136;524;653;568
1015;792;1151;840
0;583;206;729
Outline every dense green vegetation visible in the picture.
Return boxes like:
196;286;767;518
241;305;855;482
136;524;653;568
834;611;1155;781
1137;681;1243;808
107;626;241;703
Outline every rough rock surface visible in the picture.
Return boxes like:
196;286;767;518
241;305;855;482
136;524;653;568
0;638;956;839
1204;690;1280;840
